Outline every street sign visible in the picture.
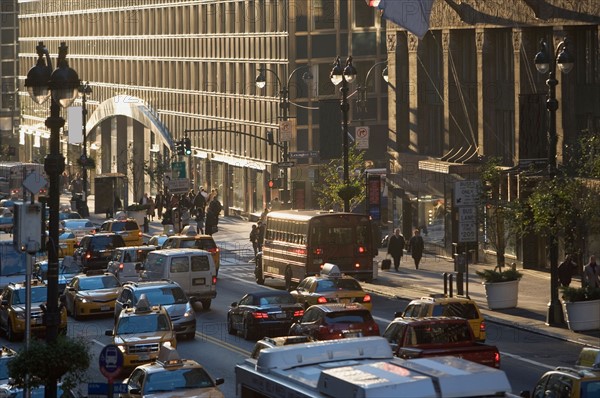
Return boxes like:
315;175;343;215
277;161;295;168
355;126;369;149
98;344;124;382
22;171;47;195
171;161;186;178
458;206;477;223
279;120;294;142
458;222;477;243
169;178;190;194
289;150;319;159
454;180;480;207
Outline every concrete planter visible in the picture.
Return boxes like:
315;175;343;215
562;299;600;332
482;279;519;310
126;210;146;226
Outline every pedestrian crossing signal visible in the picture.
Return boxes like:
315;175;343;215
268;179;280;189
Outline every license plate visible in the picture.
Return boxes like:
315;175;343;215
344;331;362;338
193;278;205;285
138;354;149;361
275;313;287;319
100;306;110;311
339;298;351;304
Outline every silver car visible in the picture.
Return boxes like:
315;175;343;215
106;245;156;283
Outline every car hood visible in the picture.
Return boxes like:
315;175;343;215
78;289;120;300
162;303;188;318
142;388;224;398
114;332;173;344
13;302;46;313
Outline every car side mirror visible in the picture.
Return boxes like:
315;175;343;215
394;311;403;318
128;388;141;395
105;329;114;336
230;302;238;307
215;378;225;386
135;263;143;272
1;299;7;306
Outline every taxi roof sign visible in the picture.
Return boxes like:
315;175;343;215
156;344;183;368
320;263;341;278
576;347;600;369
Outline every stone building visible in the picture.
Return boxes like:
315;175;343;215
385;0;599;265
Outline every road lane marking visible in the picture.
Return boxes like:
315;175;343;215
196;331;252;357
500;351;555;370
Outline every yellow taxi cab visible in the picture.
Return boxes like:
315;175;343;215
62;272;122;320
289;263;372;311
58;231;77;257
399;294;486;342
521;348;600;398
0;279;67;341
105;294;177;369
98;217;143;246
121;345;224;397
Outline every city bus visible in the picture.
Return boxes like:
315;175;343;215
255;210;376;289
0;162;47;200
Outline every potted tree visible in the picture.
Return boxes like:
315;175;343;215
476;268;523;310
561;286;600;332
126;203;149;225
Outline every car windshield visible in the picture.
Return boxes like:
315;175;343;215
12;286;47;304
89;236;120;250
144;367;215;393
143;254;167;280
79;276;120;290
116;313;170;334
325;310;372;324
256;294;296;305
315;279;362;292
136;287;188;305
64;220;93;228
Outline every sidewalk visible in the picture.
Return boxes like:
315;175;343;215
73;195;599;349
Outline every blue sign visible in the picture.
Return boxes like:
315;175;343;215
99;344;124;381
88;382;128;394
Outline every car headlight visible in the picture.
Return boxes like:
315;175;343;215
183;304;194;318
163;341;172;348
14;311;25;320
76;296;89;303
117;344;126;353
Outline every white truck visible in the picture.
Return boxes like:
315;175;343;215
235;336;520;398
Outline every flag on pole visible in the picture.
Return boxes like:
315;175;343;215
366;0;435;39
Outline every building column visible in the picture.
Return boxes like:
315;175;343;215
552;26;566;166
441;30;450;151
512;29;522;163
475;28;486;157
407;33;420;154
100;119;111;173
386;30;399;172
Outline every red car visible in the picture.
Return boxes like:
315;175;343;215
288;303;379;341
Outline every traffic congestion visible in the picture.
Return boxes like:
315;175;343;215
0;194;598;398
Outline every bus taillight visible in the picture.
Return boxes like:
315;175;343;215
358;246;366;254
354;263;360;268
313;248;323;255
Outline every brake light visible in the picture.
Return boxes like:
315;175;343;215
362;294;371;303
314;248;323;255
252;311;268;319
358;246;366;254
207;247;219;253
480;321;486;332
293;310;304;317
317;296;328;304
85;252;92;260
119;263;124;270
354;263;360;268
212;276;217;285
138;231;142;237
494;351;500;368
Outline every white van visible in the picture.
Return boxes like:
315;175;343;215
137;248;217;310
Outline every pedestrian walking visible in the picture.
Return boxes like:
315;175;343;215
155;192;164;220
387;228;405;272
205;195;223;235
250;224;259;257
256;220;266;251
147;196;155;221
195;209;205;234
583;255;600;288
558;254;577;287
407;229;424;270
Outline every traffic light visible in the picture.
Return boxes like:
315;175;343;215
184;137;192;155
266;131;274;146
268;179;281;189
176;140;185;155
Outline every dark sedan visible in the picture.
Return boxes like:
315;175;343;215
227;290;304;340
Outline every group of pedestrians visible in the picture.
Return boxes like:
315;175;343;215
387;228;424;271
249;220;265;257
558;254;600;288
158;187;222;235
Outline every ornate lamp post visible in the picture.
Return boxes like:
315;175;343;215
330;56;357;212
78;81;92;217
25;41;79;398
255;65;313;197
534;37;574;326
357;61;388;116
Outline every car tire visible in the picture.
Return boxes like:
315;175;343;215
227;316;236;335
73;302;81;321
200;299;212;311
243;319;255;340
6;319;20;342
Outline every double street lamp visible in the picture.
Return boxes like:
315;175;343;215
255;65;313;197
356;61;388;116
78;81;92;217
25;41;79;398
330;56;357;212
534;37;574;326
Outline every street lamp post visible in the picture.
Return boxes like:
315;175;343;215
330;56;357;212
25;42;79;398
534;37;574;326
255;65;313;198
79;81;92;217
357;61;388;117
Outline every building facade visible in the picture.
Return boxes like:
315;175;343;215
0;0;20;160
385;0;599;265
17;0;388;216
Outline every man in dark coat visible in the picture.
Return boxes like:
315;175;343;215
408;229;425;270
387;228;405;272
